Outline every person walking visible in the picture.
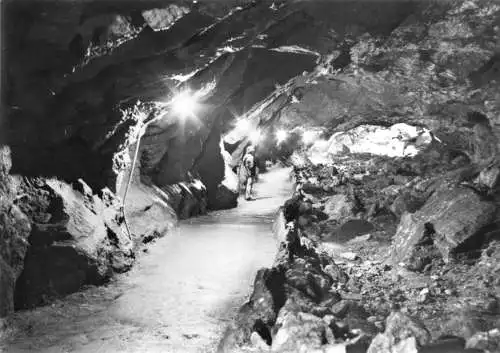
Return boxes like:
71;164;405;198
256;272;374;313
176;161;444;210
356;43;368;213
240;145;257;200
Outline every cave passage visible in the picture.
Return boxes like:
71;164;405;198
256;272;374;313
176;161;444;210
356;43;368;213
4;167;293;353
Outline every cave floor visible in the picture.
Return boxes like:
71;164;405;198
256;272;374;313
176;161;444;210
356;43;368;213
2;167;294;353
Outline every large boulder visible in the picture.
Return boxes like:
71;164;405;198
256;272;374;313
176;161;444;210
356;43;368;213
271;310;334;352
14;178;134;309
475;163;500;192
161;179;208;219
392;187;497;266
324;193;357;222
367;311;431;353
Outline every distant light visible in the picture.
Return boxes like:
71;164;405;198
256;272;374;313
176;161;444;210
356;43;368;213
171;90;198;118
276;129;288;144
250;130;261;144
236;119;250;131
302;130;316;145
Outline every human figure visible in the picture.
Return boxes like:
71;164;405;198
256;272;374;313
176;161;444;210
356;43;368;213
241;145;257;200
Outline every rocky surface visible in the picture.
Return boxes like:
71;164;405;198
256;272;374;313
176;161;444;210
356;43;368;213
0;147;31;317
13;178;136;310
219;155;500;352
2;3;500;352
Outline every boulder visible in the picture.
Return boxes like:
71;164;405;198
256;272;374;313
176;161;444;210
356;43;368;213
285;257;334;303
272;310;335;352
466;328;500;351
141;5;189;31
367;312;430;353
389;191;426;217
475;164;500;191
0;147;31;317
392;187;497;265
284;195;303;222
324;194;357;222
161;179;208;219
14;179;134;309
217;267;285;352
213;183;238;210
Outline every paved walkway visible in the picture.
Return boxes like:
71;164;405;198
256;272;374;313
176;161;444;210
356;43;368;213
3;167;293;353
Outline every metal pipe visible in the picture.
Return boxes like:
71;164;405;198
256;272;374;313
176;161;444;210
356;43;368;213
122;124;145;239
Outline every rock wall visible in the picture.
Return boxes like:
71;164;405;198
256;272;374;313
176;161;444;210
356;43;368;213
2;0;500;328
0;147;31;317
13;178;135;310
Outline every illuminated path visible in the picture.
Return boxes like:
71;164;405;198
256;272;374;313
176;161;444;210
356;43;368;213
4;167;293;353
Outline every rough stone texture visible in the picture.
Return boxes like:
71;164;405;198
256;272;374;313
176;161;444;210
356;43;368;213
217;267;285;352
367;312;431;353
272;310;334;352
476;163;500;191
219;203;365;353
0;147;31;317
142;5;189;31
392;187;497;265
14;178;134;309
160;179;208;219
324;194;357;222
192;126;238;210
466;328;500;352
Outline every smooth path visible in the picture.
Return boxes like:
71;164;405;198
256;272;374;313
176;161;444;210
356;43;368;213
3;167;293;353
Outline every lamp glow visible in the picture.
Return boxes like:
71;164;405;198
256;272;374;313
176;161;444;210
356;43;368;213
171;90;198;118
276;129;288;144
302;130;316;145
236;119;250;130
250;130;261;144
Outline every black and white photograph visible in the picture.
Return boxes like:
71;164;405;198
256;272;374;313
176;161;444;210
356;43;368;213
1;0;500;352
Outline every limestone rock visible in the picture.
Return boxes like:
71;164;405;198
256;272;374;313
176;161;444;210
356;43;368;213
142;5;189;31
392;187;497;265
0;147;31;316
476;164;500;191
211;142;239;210
161;179;208;219
367;312;430;353
272;311;335;352
213;183;238;210
324;194;356;222
218;267;285;351
466;328;500;351
14;179;134;309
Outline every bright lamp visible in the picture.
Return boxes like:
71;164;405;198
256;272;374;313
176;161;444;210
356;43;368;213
276;129;288;144
171;90;198;118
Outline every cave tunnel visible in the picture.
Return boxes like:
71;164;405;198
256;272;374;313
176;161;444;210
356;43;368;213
1;0;500;352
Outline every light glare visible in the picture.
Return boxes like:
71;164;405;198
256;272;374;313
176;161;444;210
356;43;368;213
276;129;288;144
302;130;316;144
250;130;261;144
236;119;250;130
171;90;198;118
